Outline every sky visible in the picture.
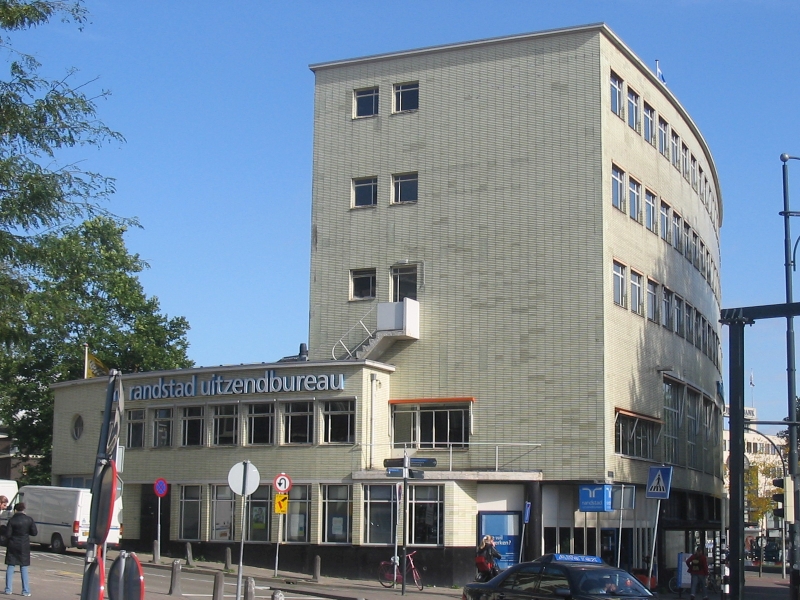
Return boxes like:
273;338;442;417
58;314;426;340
8;0;800;432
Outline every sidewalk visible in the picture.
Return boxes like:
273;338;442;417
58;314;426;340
741;570;791;600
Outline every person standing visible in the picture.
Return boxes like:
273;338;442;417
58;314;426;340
4;503;37;596
475;535;502;581
685;545;709;600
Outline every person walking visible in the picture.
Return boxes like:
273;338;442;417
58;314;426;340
4;503;37;596
475;535;502;582
685;545;708;600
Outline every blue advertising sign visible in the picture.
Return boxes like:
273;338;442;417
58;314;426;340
523;501;531;524
646;466;674;499
479;512;521;570
579;485;613;512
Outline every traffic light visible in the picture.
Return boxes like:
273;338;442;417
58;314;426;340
772;477;795;523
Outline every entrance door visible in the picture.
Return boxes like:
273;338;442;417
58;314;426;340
140;485;171;547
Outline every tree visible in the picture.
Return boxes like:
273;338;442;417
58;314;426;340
744;458;784;526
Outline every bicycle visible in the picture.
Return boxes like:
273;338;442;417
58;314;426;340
668;573;721;596
378;550;423;590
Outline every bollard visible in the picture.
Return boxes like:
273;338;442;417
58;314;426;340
272;590;285;600
212;571;225;600
168;560;182;596
244;576;256;600
225;546;232;571
313;555;321;582
152;539;160;564
185;541;195;567
721;561;730;600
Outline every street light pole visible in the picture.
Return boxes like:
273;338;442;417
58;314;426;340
781;153;800;600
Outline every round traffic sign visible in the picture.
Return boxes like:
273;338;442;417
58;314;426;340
154;478;168;498
273;473;292;493
228;461;261;496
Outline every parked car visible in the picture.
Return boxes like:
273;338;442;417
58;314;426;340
462;554;653;600
764;542;783;562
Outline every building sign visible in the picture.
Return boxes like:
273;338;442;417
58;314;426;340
128;370;346;400
579;485;613;512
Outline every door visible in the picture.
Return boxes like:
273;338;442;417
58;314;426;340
140;485;171;547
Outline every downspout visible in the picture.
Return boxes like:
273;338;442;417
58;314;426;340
370;373;377;469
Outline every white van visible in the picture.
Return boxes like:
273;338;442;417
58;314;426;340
2;485;121;553
0;479;18;503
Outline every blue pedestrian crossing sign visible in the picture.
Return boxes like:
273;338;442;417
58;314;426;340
646;466;673;499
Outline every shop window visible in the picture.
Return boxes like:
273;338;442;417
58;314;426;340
247;485;271;541
247;403;274;445
363;484;398;544
322;484;352;543
408;485;443;545
212;485;235;541
180;485;202;540
285;484;310;542
323;400;355;444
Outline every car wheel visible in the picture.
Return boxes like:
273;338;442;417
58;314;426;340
50;533;66;554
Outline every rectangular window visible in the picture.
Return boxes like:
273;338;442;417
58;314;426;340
685;304;694;343
687;390;700;469
663;380;680;465
643;103;655;144
660;202;670;241
691;155;698;190
323;400;355;444
353;177;378;207
628;178;641;221
699;169;706;203
409;485;444;545
691;232;699;267
181;406;205;447
627;89;640;131
354;87;379;118
658;118;669;157
154;408;172;448
671;132;680;168
613;262;626;307
322;484;352;544
391;265;417;302
284;401;314;444
127;409;144;449
645;190;657;233
212;485;235;541
695;312;703;349
213;405;238;446
630;271;643;315
351;268;377;300
247;485;271;541
684;223;692;260
611;165;625;211
675;297;685;337
392;173;418;203
610;72;624;118
672;213;682;251
699;242;706;277
363;484;398;544
393;403;469;449
647;280;659;322
615;414;657;459
180;485;202;540
285;485;311;542
247;403;274;445
681;144;690;179
394;82;419;112
662;289;673;330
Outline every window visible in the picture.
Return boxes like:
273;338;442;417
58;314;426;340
181;406;205;446
610;72;624;118
691;156;698;190
351;268;376;300
699;242;707;277
681;144;690;179
662;289;673;330
394;82;419;112
363;484;398;544
391;264;417;302
212;485;235;541
685;304;694;343
630;271;643;315
154;408;172;448
180;485;202;540
643;103;655;144
408;485;444;545
628;178;641;221
323;400;355;444
659;202;670;241
671;132;680;168
393;403;470;449
613;262;626;307
627;89;640;131
127;409;144;449
695;312;703;349
284;401;313;444
663;380;680;465
658;118;669;157
285;485;310;542
353;177;378;207
611;165;625;211
247;403;274;445
687;390;700;469
322;484;352;543
684;223;692;260
691;232;699;267
213;405;238;446
646;280;659;322
72;414;84;440
392;173;418;203
354;87;379;117
247;485;271;541
672;213;682;251
615;413;658;459
699;169;706;203
645;190;657;233
675;297;684;336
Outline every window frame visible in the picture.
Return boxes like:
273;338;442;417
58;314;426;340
643;103;655;145
353;86;379;118
658;118;669;157
392;172;419;204
246;485;271;542
644;190;657;233
211;484;235;541
613;262;626;308
181;406;205;447
180;485;202;540
628;177;641;222
351;268;377;301
322;484;352;544
284;484;311;543
630;271;643;316
126;409;145;449
627;88;640;132
393;82;419;113
353;176;378;208
247;403;275;446
283;401;314;445
391;264;417;302
363;484;398;544
610;72;624;118
646;280;659;323
212;404;239;446
392;402;470;449
322;400;355;444
611;165;625;211
659;202;670;242
408;485;444;546
153;408;173;448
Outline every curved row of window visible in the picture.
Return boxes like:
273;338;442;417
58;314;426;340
610;71;719;233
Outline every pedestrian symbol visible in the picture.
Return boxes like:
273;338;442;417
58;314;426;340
646;466;673;499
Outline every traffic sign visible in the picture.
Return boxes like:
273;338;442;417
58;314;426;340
228;461;261;497
154;478;168;498
274;493;288;514
273;473;292;493
646;466;673;499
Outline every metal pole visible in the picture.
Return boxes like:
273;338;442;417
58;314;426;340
157;496;161;563
236;461;248;600
646;498;660;586
617;485;624;568
782;153;800;600
402;449;409;596
729;319;747;600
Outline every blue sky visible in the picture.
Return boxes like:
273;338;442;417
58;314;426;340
9;0;800;431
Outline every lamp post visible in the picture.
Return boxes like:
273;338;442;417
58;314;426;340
780;153;800;600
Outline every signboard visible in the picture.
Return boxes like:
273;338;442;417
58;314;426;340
153;478;168;498
227;461;260;497
611;485;636;510
479;512;521;570
579;485;613;512
646;466;673;499
523;501;531;524
273;473;292;493
274;493;288;514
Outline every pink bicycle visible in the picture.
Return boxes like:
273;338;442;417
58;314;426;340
378;550;423;590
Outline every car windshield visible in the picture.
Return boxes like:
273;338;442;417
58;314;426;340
574;568;652;596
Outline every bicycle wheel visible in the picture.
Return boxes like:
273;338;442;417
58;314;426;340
378;562;397;588
708;577;720;593
412;567;423;591
668;576;679;594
